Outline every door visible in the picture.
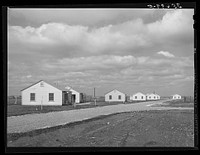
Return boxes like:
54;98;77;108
72;94;76;103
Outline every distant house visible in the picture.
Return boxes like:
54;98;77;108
105;89;126;102
146;93;158;100
21;80;82;106
130;92;146;101
172;94;181;99
69;88;81;103
155;93;161;100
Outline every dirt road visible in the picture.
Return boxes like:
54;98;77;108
7;109;194;147
7;99;193;134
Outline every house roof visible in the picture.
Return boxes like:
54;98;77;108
104;89;125;95
146;93;157;96
21;80;43;91
173;94;181;96
132;92;145;96
21;80;80;93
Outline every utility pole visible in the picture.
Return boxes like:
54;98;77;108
41;96;43;111
94;88;96;106
14;96;17;104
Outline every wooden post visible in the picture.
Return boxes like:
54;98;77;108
94;88;96;106
41;96;43;111
14;96;17;104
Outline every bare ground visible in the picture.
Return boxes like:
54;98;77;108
7;109;194;147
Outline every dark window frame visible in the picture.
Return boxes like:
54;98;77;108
109;95;112;100
118;95;121;100
49;93;54;101
30;93;35;101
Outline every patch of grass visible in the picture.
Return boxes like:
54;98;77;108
7;101;132;117
7;109;194;147
7;112;125;142
153;99;194;108
7;105;75;117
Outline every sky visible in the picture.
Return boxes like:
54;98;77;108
8;8;194;96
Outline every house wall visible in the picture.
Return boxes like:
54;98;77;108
131;93;146;101
157;95;161;100
173;95;181;99
146;94;158;100
105;90;125;102
22;81;62;106
70;89;80;103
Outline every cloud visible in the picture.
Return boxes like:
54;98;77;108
26;75;32;78
9;9;160;28
8;9;194;96
42;55;138;72
8;9;193;59
157;51;175;58
147;9;193;40
9;22;150;57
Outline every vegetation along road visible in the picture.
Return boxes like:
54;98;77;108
7;109;194;147
7;99;193;134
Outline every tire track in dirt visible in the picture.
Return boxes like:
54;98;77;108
69;113;145;146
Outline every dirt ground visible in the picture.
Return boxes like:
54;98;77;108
7;109;194;147
7;101;129;117
151;101;194;108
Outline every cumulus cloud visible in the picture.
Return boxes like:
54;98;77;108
157;51;175;58
8;9;160;27
9;22;149;57
8;9;194;96
8;9;193;59
26;75;32;78
147;9;193;39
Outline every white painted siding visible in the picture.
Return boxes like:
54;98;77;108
105;89;125;102
70;88;80;103
155;94;160;100
22;81;63;106
172;94;181;99
131;92;146;101
146;94;158;100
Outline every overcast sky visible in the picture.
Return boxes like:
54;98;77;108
8;8;194;96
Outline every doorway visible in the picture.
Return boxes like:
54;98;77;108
62;91;72;105
72;94;76;103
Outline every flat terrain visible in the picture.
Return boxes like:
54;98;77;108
152;99;194;108
7;101;131;117
7;100;193;134
7;109;194;147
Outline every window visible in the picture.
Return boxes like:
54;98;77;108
118;95;121;100
135;96;137;99
49;93;54;101
154;96;156;99
141;96;143;99
109;95;112;100
30;93;35;101
149;96;151;99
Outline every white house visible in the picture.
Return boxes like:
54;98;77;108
146;93;158;100
172;94;181;99
155;93;161;100
21;80;81;106
130;92;146;101
105;89;126;102
68;87;81;103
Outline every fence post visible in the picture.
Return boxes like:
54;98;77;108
184;96;186;103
